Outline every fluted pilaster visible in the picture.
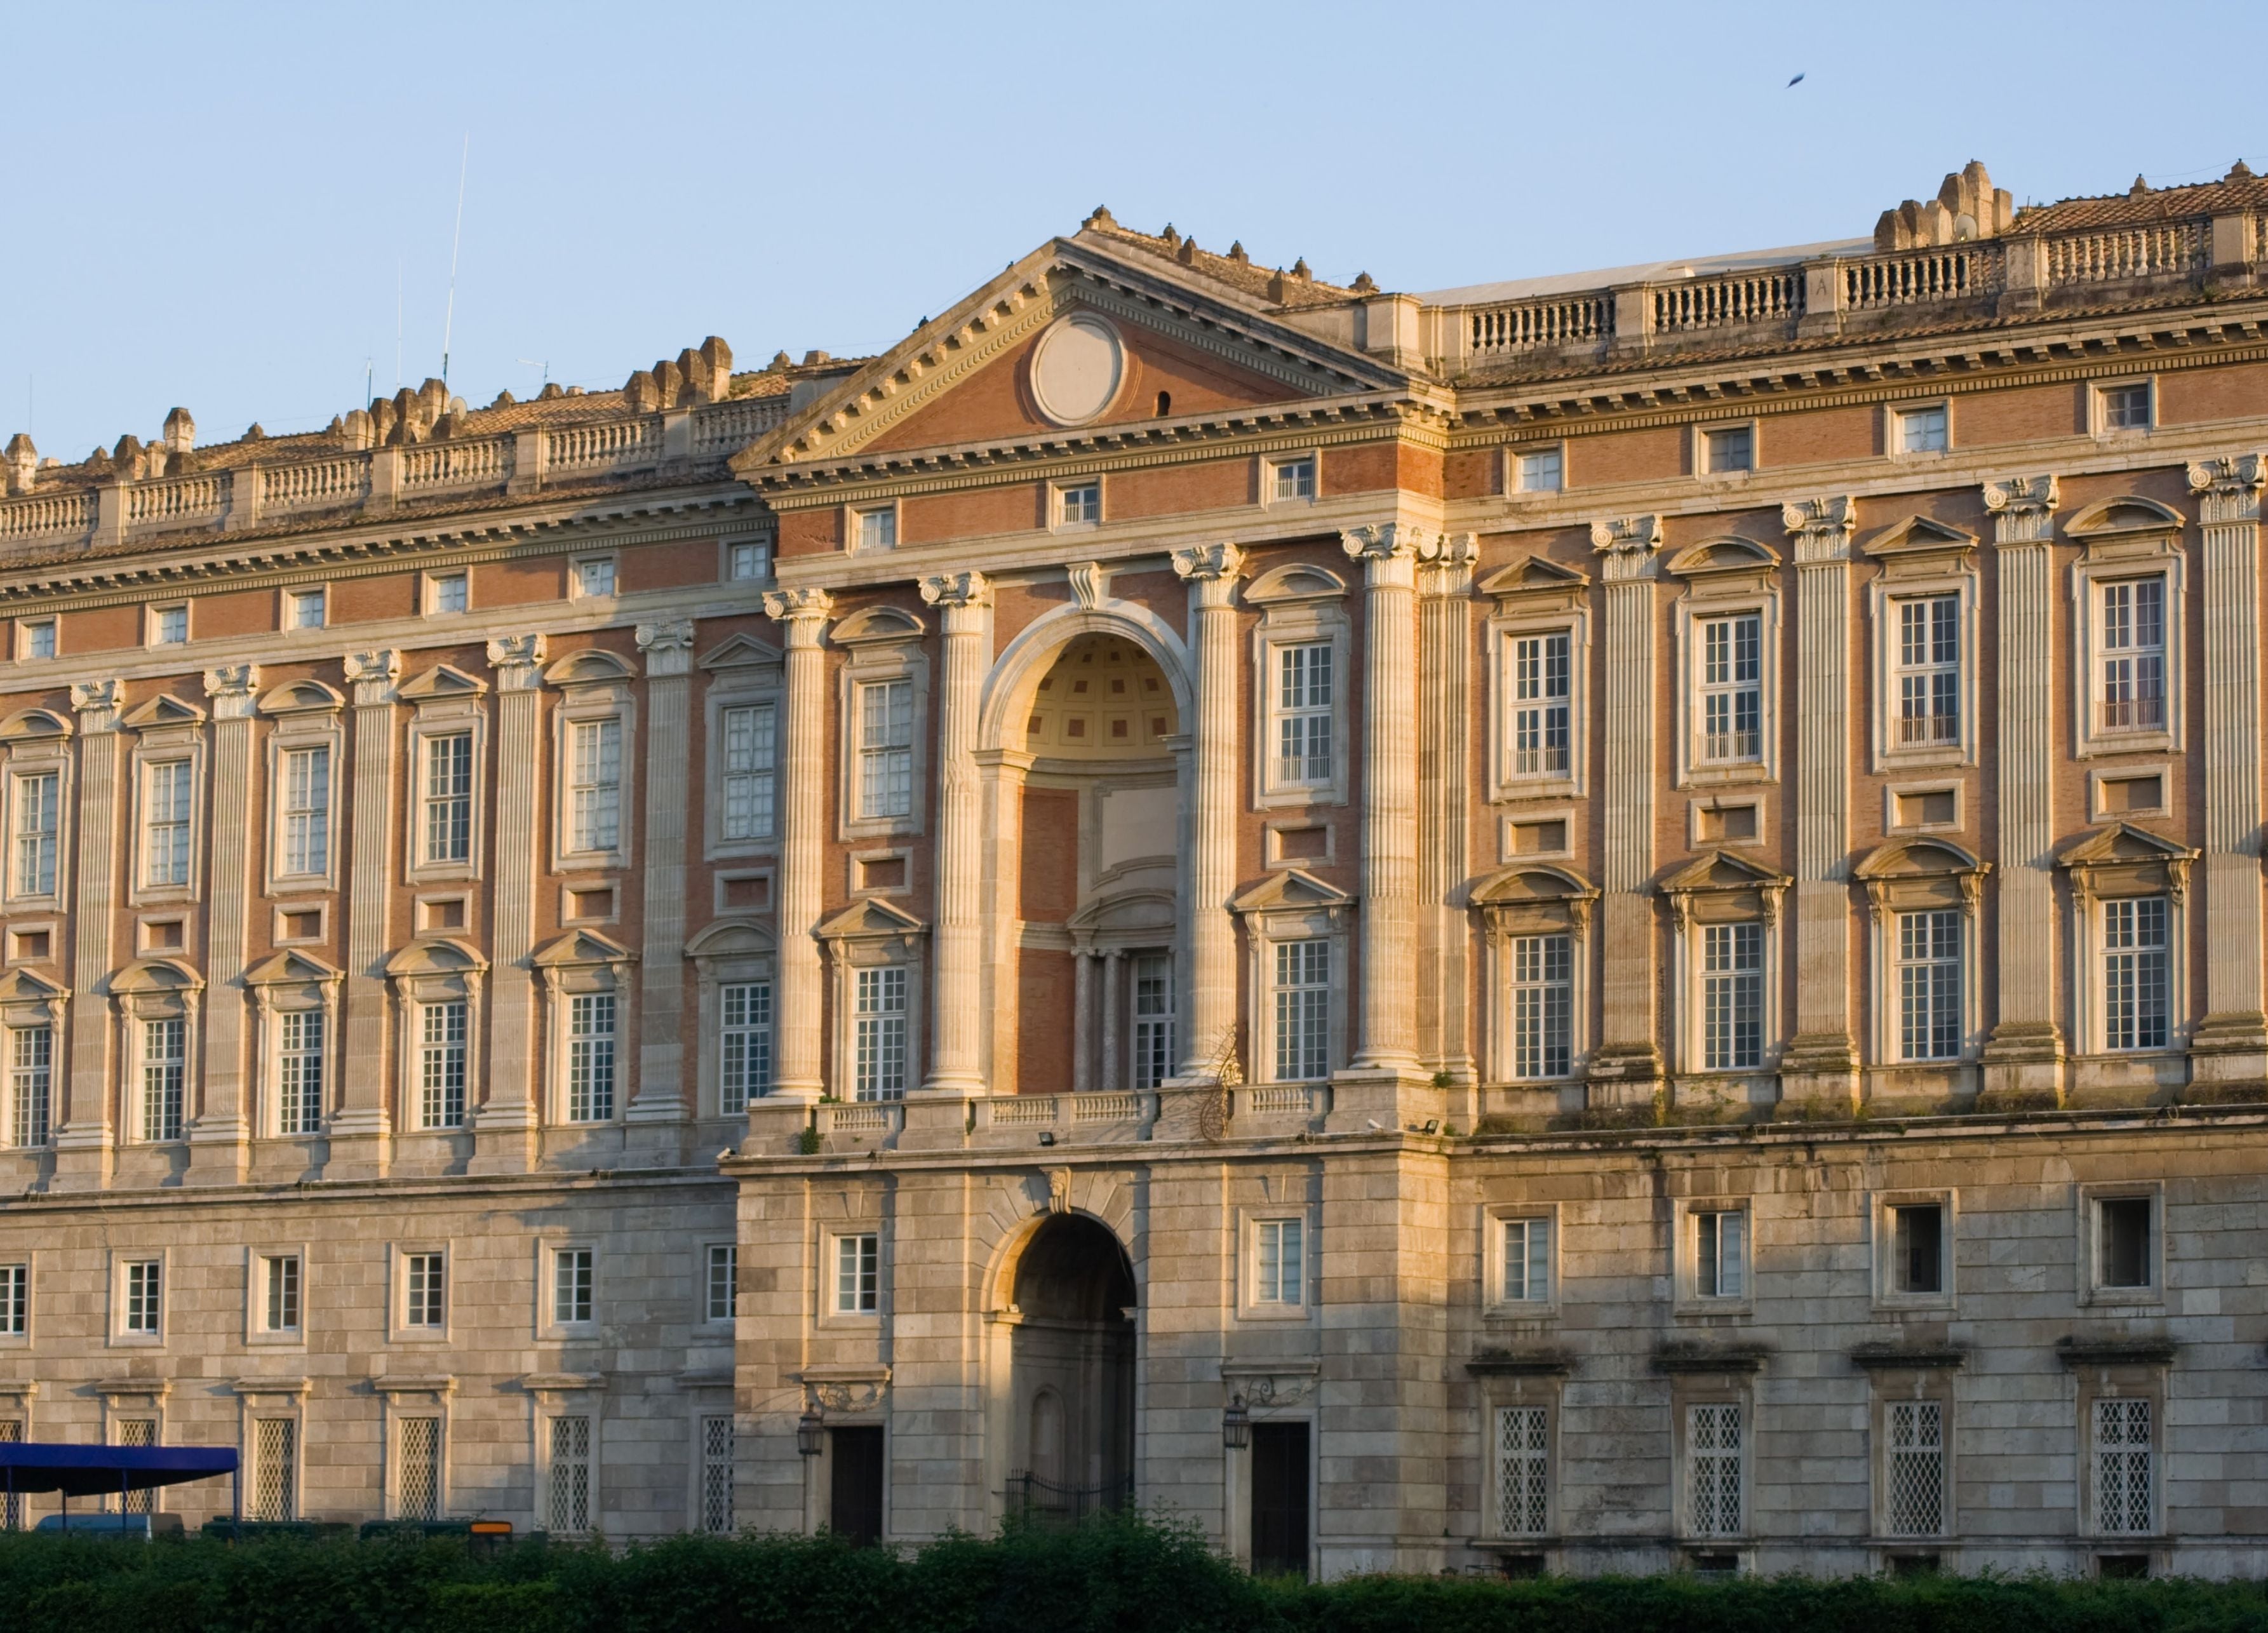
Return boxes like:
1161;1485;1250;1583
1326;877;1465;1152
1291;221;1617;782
764;587;835;1100
1339;523;1423;1071
473;633;546;1171
918;570;991;1095
329;649;400;1177
1416;532;1477;1084
188;663;259;1179
1170;544;1242;1077
631;620;696;1122
51;679;124;1190
1782;496;1859;1099
1590;514;1665;1097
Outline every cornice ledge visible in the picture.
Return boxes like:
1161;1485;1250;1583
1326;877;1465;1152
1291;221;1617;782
1849;1341;1967;1370
1650;1340;1771;1374
2055;1334;2177;1368
1466;1346;1578;1376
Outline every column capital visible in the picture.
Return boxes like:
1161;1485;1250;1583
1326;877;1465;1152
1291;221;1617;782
763;585;835;641
1588;513;1664;580
2187;452;2267;525
1341;523;1426;587
635;619;696;678
1171;542;1244;600
1781;494;1857;563
1983;474;2060;543
1414;530;1477;596
69;677;124;728
201;663;261;721
342;649;401;706
918;570;993;628
485;633;549;690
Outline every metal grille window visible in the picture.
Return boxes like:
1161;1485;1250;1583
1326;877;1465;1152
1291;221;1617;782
263;1254;300;1333
252;1418;297;1521
1501;1216;1551;1303
2102;898;2170;1052
0;1418;18;1529
2094;1398;2153;1535
1699;615;1762;762
1131;953;1174;1091
123;1260;162;1335
700;1415;735;1534
1510;633;1571;776
420;1002;467;1129
12;770;57;896
277;1009;324;1136
1273;643;1333;784
405;1253;446;1330
141;1018;185;1141
1898;405;1950;454
395;1416;440;1521
422;733;474;864
1694;1209;1746;1300
144;759;193;887
720;704;777;842
1701;922;1763;1071
554;1248;594;1326
568;718;623;852
10;1025;50;1148
853;968;907;1101
720;981;772;1112
1897;910;1963;1061
1896;596;1959;746
1495;1405;1548;1536
835;1233;878;1314
1273;457;1317;500
1254;1218;1304;1306
856;680;913;821
1272;939;1330;1082
1686;1402;1743;1536
1510;934;1572;1078
1886;1400;1945;1535
116;1419;156;1514
548;1415;592;1533
2098;579;2166;731
0;1263;25;1336
281;746;330;875
706;1244;737;1322
567;993;616;1122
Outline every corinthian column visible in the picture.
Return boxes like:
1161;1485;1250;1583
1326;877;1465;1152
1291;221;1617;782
189;662;259;1183
763;588;834;1101
1981;475;2064;1099
1780;495;1859;1109
1169;543;1242;1077
328;649;400;1179
1341;523;1423;1072
1415;532;1477;1085
1589;515;1665;1102
52;679;124;1192
473;633;546;1173
631;620;696;1126
917;570;991;1095
2187;452;2268;1080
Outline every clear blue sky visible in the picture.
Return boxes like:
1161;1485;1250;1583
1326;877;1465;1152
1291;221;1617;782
3;0;2259;464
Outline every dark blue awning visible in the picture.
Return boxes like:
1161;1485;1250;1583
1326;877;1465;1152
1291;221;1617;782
0;1442;238;1498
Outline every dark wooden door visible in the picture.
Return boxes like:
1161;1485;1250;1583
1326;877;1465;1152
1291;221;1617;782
1249;1421;1310;1578
828;1426;885;1545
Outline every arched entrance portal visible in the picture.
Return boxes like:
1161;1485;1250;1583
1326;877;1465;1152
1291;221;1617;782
1003;1213;1135;1519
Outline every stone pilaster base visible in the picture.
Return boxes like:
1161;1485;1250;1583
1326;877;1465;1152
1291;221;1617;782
185;1119;250;1186
1322;1067;1441;1134
48;1126;113;1192
1585;1043;1663;1119
897;1094;974;1151
2187;1011;2268;1091
323;1111;392;1182
1979;1022;2065;1109
468;1107;540;1174
1778;1033;1860;1119
741;1099;816;1157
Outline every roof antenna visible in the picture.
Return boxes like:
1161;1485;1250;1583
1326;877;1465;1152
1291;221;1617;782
395;260;403;393
440;135;470;388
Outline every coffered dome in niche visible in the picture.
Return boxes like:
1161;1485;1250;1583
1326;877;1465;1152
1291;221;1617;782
1023;634;1177;760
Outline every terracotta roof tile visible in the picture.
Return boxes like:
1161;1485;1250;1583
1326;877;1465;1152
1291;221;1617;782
2012;173;2268;234
1078;215;1359;311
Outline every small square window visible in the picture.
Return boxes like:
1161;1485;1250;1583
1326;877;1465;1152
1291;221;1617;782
1057;483;1101;526
1272;457;1317;501
151;605;189;645
1891;1204;1944;1295
2100;382;2153;433
1703;426;1754;474
1515;448;1563;492
20;620;55;662
1896;406;1949;454
430;573;469;615
835;1233;879;1314
2098;1197;2153;1289
854;507;896;553
574;558;617;599
286;589;326;629
726;542;767;582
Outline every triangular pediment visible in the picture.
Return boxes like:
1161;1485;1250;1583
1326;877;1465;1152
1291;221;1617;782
1863;514;1978;561
245;950;342;988
1230;867;1354;914
533;929;636;968
1479;555;1590;599
699;631;783;673
121;692;204;729
0;967;67;1004
398;663;488;701
815;897;928;941
1660;849;1792;894
2058;821;2197;869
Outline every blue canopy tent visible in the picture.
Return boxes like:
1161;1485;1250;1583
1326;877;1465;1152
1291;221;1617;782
0;1442;239;1528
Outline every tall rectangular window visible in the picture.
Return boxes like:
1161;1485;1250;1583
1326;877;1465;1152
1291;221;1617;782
420;1002;467;1129
1686;1402;1743;1535
422;733;473;864
2098;1197;2153;1289
1510;632;1570;776
1272;939;1330;1082
279;746;330;877
1892;1204;1945;1296
1699;615;1762;763
548;1416;592;1532
1886;1400;1945;1536
141;1018;185;1141
252;1418;297;1522
0;1263;26;1336
277;1010;324;1136
835;1233;879;1314
553;1247;594;1326
1897;910;1962;1061
1701;922;1763;1071
2094;1398;2153;1535
1254;1218;1303;1306
1694;1209;1746;1300
9;1026;50;1148
1495;1405;1548;1536
568;719;622;852
2102;898;2170;1052
404;1253;446;1329
856;680;913;821
124;1259;163;1335
2099;579;2166;732
720;703;777;842
699;1415;735;1535
1896;596;1959;746
1510;934;1572;1079
706;1244;737;1323
263;1254;301;1333
853;968;908;1101
395;1417;440;1521
0;1416;17;1529
144;760;193;887
1501;1216;1552;1303
567;994;616;1121
12;770;57;896
720;981;773;1113
1273;643;1333;785
1131;953;1174;1091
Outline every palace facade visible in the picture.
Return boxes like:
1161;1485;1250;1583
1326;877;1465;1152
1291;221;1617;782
0;159;2265;1577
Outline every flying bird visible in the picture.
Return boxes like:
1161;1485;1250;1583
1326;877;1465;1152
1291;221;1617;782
1787;72;1806;86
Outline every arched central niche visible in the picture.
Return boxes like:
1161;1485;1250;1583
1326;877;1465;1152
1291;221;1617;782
1002;1213;1135;1514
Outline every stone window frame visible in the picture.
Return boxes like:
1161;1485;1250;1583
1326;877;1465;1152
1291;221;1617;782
569;553;621;602
1233;1200;1319;1325
398;664;490;887
1668;1372;1756;1545
2076;1179;2167;1310
686;918;775;1119
1245;561;1352;812
144;600;192;648
375;1377;455;1521
699;1240;738;1327
1687;796;1768;849
1261;448;1322;508
1507;441;1567;495
720;535;772;586
1863;518;1981;774
1470;864;1597;1086
1497;812;1574;864
815;897;926;1104
1475;1371;1562;1544
2088;373;2158;440
832;605;930;843
0;1252;30;1347
15;617;57;663
97;1381;170;1491
244;951;342;1141
849;500;900;555
1884;398;1955;462
231;1378;312;1522
109;1245;170;1348
0;709;72;915
1670;1195;1757;1319
2065;497;2187;760
1868;1188;1959;1314
386;1240;455;1344
1229;869;1353;1088
279;584;328;632
1480;1199;1565;1319
1049;475;1104;533
1479;558;1592;802
532;930;637;1129
822;1225;887;1325
0;968;65;1152
537;1239;601;1340
1853;838;1989;1069
1692;417;1761;480
1661;851;1789;1084
699;632;784;862
243;1242;313;1349
2088;765;2172;823
2072;1360;2168;1542
1666;539;1782;790
1866;1368;1958;1542
256;680;346;898
528;1374;608;1536
122;694;208;908
112;957;202;1147
384;939;486;1136
1884;779;1964;836
544;648;640;875
421;567;473;619
2057;824;2195;1064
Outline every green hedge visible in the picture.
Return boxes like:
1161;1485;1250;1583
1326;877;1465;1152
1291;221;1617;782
0;1517;2262;1633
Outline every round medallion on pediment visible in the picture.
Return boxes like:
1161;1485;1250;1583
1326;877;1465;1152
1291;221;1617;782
1029;314;1124;426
